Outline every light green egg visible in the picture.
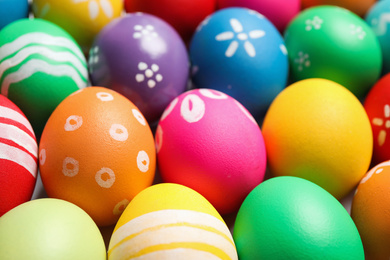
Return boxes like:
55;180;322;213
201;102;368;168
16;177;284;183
0;198;106;260
0;18;88;140
233;176;364;260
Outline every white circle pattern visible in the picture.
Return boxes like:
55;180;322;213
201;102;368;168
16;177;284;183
132;109;146;126
109;124;128;141
137;150;149;172
39;149;46;166
96;92;114;101
199;89;228;99
160;97;178;121
62;157;79;177
95;167;116;188
181;94;206;123
113;199;130;215
64;115;83;131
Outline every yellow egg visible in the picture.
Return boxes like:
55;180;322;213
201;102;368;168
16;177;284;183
108;183;238;260
262;78;373;199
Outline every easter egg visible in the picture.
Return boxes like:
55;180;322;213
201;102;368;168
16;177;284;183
366;0;390;74
190;7;289;119
234;176;364;260
39;87;156;226
0;198;106;260
0;0;29;30
301;0;375;17
352;161;390;259
364;73;390;164
284;5;382;99
89;13;189;124
217;0;301;32
156;89;266;214
108;183;238;260
32;0;123;53
0;18;88;139
262;78;373;199
124;0;216;43
0;95;38;216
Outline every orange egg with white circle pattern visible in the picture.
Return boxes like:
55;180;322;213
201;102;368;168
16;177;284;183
39;87;156;227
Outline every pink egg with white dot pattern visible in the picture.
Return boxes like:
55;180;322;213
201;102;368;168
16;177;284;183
156;89;266;214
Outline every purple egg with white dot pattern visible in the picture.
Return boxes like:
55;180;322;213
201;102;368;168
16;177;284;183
89;13;189;124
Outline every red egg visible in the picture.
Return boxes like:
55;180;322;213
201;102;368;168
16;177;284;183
364;73;390;164
0;95;38;216
124;0;217;43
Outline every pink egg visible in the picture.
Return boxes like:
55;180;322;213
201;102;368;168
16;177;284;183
0;95;38;216
156;89;266;214
217;0;301;32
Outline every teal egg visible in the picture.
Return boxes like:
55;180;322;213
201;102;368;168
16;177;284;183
0;198;106;260
233;176;364;260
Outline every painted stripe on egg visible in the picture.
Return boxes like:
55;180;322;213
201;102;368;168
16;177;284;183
0;105;35;136
129;248;221;260
0;142;37;178
0;122;38;157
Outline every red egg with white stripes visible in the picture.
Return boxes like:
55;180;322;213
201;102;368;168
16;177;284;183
156;89;267;214
0;95;38;216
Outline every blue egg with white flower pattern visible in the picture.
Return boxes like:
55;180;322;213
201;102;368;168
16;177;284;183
0;0;29;30
189;7;289;119
366;0;390;74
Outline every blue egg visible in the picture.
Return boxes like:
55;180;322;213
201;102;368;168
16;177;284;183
0;0;29;30
366;0;390;75
189;7;289;119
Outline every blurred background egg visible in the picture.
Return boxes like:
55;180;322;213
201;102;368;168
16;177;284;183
216;0;301;33
108;183;238;260
124;0;217;43
364;73;390;164
156;89;266;215
0;198;106;260
190;7;289;120
0;0;29;30
366;0;390;75
89;13;189;125
234;176;364;260
0;95;38;216
0;18;88;140
262;78;373;199
284;5;382;99
39;87;156;226
351;160;390;260
301;0;376;17
32;0;123;53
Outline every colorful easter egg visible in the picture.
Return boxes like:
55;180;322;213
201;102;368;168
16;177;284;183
39;87;156;226
0;0;29;30
108;183;238;260
32;0;123;53
352;161;390;260
301;0;376;17
156;89;266;214
217;0;301;32
366;0;390;74
124;0;216;43
364;73;390;164
284;6;382;99
0;18;88;139
262;78;373;199
89;13;189;124
190;7;288;119
0;198;106;260
0;95;37;216
234;176;364;260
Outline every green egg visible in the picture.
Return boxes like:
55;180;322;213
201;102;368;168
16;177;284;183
0;18;88;140
0;198;106;260
233;176;364;260
284;5;382;99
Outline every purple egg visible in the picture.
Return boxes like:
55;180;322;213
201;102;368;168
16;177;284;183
89;13;189;124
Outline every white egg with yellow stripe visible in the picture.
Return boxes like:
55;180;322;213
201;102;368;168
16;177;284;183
108;183;238;260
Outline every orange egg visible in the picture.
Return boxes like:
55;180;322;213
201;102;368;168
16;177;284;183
39;87;156;226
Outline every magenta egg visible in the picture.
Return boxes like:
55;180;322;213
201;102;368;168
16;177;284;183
156;89;267;214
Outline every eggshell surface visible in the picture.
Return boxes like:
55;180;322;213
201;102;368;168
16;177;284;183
0;198;106;260
32;0;123;53
156;89;266;214
0;95;38;216
262;78;373;199
0;18;88;139
108;183;238;260
352;161;390;260
39;87;156;226
234;176;364;260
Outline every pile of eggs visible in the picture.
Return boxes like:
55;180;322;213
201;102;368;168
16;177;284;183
2;0;390;259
